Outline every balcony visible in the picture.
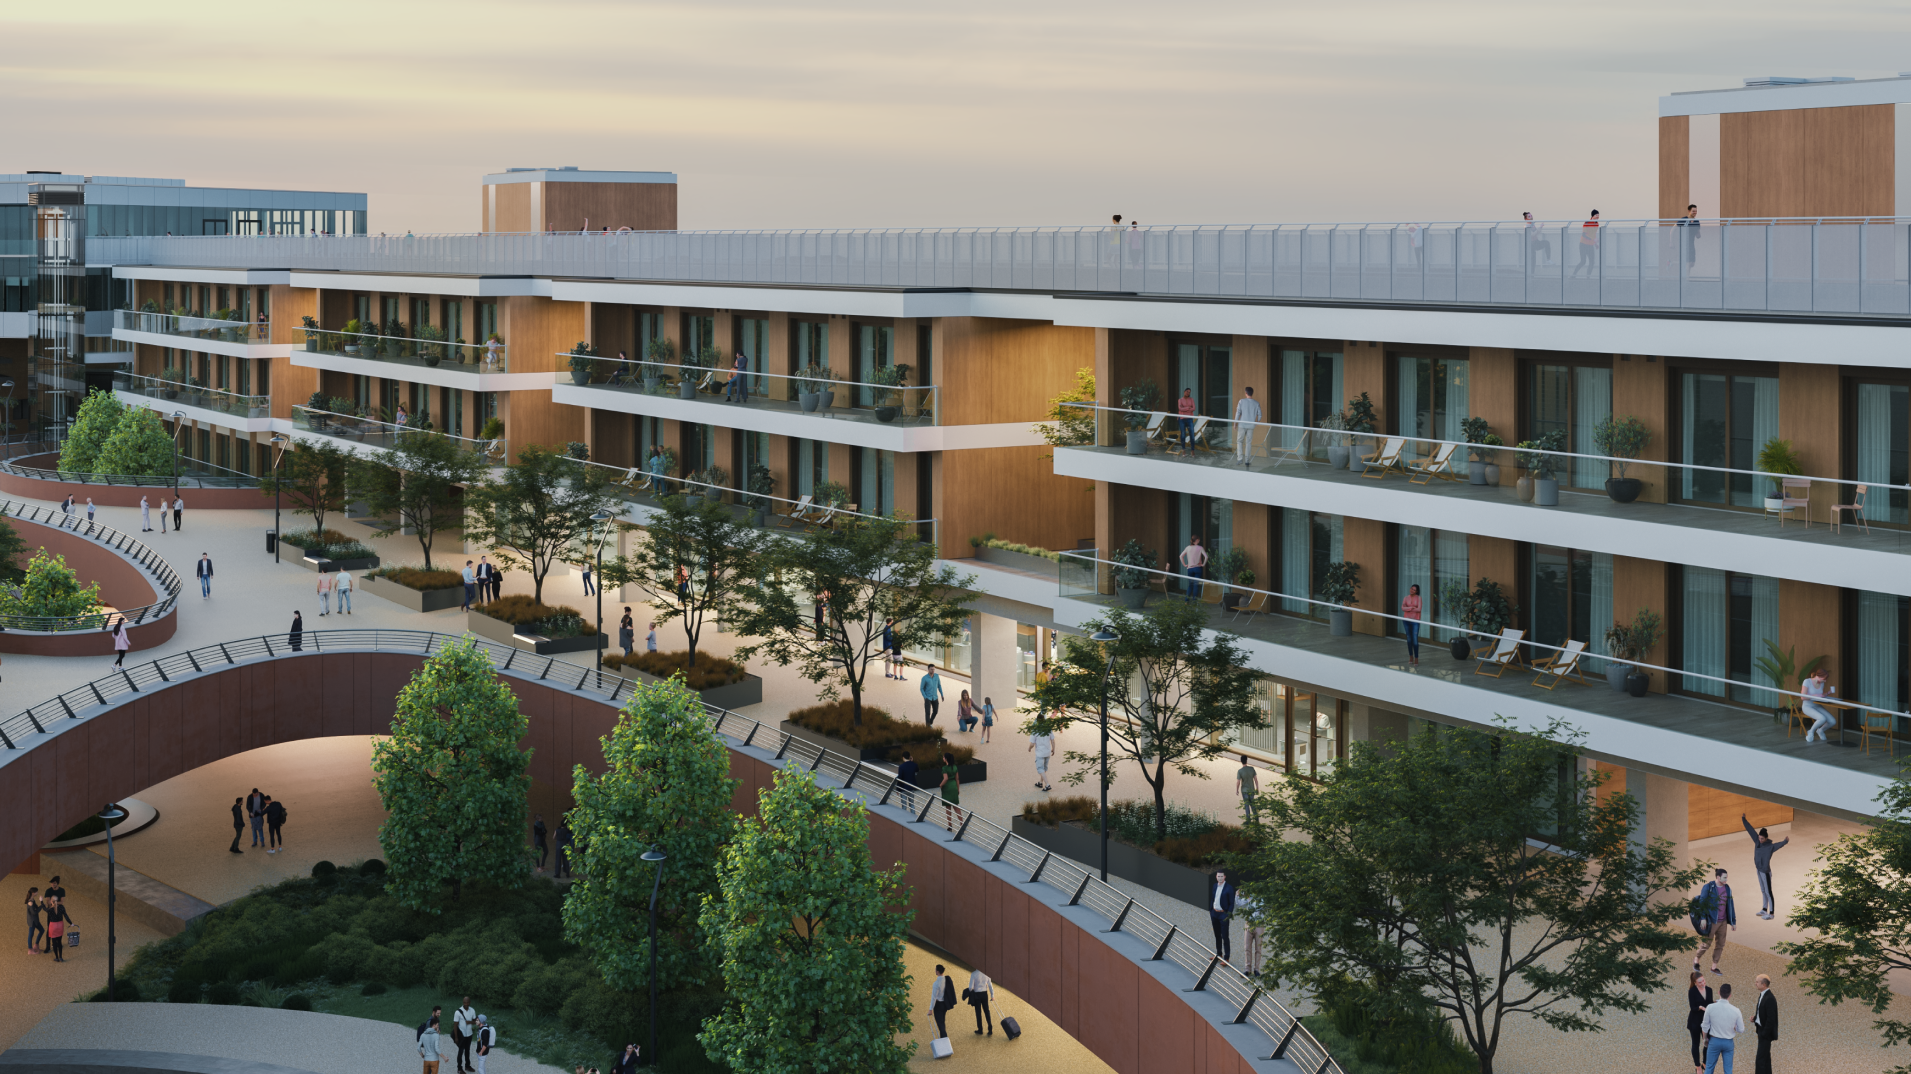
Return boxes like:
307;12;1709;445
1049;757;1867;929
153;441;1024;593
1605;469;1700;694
576;458;938;546
113;371;273;431
1055;552;1898;820
291;328;549;391
289;405;506;463
1055;403;1911;599
112;309;282;358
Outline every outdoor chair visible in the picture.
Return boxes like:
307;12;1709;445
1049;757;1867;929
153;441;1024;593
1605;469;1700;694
1530;639;1589;690
1407;442;1462;484
1141;412;1169;447
1771;477;1812;528
1860;710;1896;758
1228;590;1269;623
1830;484;1871;535
695;371;719;394
776;494;814;526
1361;437;1408;480
483;439;507;464
1782;698;1813;740
1170;416;1213;454
1264;427;1308;468
1473;628;1526;677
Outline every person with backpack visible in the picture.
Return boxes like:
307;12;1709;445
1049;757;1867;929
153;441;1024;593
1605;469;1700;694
1692;868;1737;977
264;795;287;853
471;1014;495;1074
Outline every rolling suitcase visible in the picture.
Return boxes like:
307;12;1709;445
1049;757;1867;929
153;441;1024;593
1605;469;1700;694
930;1036;954;1058
1000;1016;1021;1040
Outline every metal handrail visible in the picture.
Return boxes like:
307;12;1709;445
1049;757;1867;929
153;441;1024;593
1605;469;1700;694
113;370;270;417
0;499;182;634
579;457;938;527
0;457;261;490
558;353;939;395
114;309;268;343
291;406;505;460
0;627;1344;1074
305;328;507;371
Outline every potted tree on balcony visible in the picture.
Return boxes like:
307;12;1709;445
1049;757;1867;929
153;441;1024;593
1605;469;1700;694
1518;430;1568;506
1755;437;1802;511
1461;416;1492;485
1111;538;1156;610
1215;546;1251;611
871;363;911;423
568;341;599;385
1445;576;1515;661
342;319;363;354
1320;560;1360;636
642;337;672;392
746;464;776;527
1343;392;1378;472
416;324;448;367
1593;415;1651;503
1120;378;1160;454
1318;411;1350;469
160;366;186;401
1479;433;1504;484
1604;608;1665;696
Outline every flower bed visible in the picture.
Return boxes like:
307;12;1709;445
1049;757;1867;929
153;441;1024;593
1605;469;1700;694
779;701;983;783
467;597;604;655
1012;796;1252;907
360;565;464;612
603;649;746;689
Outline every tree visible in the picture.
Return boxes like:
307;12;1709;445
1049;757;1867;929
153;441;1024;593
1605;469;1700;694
1023;600;1259;841
1241;718;1706;1074
347;431;486;569
1777;761;1911;1072
59;389;127;473
464;446;625;603
0;511;29;582
0;549;104;619
259;440;351;536
1033;368;1097;456
601;493;774;666
371;637;533;911
732;515;975;726
564;678;738;993
92;407;175;477
699;767;915;1074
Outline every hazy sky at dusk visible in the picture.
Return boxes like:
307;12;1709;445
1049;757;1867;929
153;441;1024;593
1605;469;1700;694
6;0;1910;232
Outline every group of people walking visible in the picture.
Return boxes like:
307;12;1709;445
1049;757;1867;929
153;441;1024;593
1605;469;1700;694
230;786;289;853
23;879;75;962
417;997;498;1074
314;567;354;615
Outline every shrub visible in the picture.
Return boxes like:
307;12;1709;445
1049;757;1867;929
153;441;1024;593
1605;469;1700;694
323;932;377;984
0;550;105;621
359;982;387;996
785;700;942;750
281;993;313;1011
601;649;747;689
1018;796;1248;869
367;566;462;591
88;980;141;1001
311;861;337;877
281;529;374;561
969;536;1061;561
207;981;242;1005
475;595;594;635
167;971;205;1004
888;743;975;766
359;859;386;876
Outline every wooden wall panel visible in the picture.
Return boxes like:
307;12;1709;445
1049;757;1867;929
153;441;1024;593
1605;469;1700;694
1779;578;1841;680
1690;784;1794;841
1778;362;1842;518
1343;341;1387;433
1723;109;1806;219
1660;115;1691;221
1343;516;1386;636
1100;483;1174;588
1722;105;1894;219
487;184;533;233
1469;347;1517;486
941;446;1095;557
540;183;677;233
1613;555;1669;693
1613;356;1671;503
270;286;320;420
500;296;589;454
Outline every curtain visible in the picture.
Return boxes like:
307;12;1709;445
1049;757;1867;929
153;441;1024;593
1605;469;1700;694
1682;567;1728;696
1588;552;1614;670
1735;377;1781;508
1281;509;1310;614
1178;344;1201;403
1859;591;1904;718
1574;367;1612;489
1178;494;1194;561
1280;350;1306;453
1213;497;1233;558
1440;358;1469;445
1397;356;1420;438
1747;573;1782;706
1856;383;1907;523
1433;530;1468;642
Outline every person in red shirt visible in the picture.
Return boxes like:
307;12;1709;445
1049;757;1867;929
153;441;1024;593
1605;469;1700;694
1573;210;1601;278
1175;388;1197;453
1401;583;1423;665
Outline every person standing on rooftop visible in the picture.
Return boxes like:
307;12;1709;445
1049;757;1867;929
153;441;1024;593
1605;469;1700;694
1680;203;1701;269
1573;210;1601;278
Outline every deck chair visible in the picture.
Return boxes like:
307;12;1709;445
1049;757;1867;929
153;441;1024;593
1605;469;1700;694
1530;639;1589;690
806;504;839;530
695;371;718;394
1229;590;1269;623
483;439;508;464
1407;442;1462;484
1141;412;1169;446
1473;628;1525;677
1264;426;1308;468
1184;416;1214;453
1830;484;1871;535
1774;477;1812;528
1361;437;1408;480
1782;699;1813;740
777;494;815;526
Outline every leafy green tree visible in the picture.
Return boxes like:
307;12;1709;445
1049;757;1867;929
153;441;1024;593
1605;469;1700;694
464;446;625;603
700;767;915;1073
0;512;29;582
371;637;533;910
601;493;774;666
1033;367;1097;456
1777;761;1911;1072
564;678;738;992
347;431;486;569
0;549;104;619
92;407;176;477
260;441;351;537
59;389;127;473
1241;718;1706;1074
1023;600;1259;841
733;515;975;726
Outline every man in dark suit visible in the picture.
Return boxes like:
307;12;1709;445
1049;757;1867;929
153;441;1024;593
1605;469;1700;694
1208;869;1238;962
1753;973;1778;1074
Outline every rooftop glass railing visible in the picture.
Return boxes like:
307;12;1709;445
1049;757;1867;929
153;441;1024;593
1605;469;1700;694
290;405;506;461
113;370;270;419
1058;402;1911;557
557;354;937;425
89;218;1911;317
302;327;508;372
116;308;268;345
578;457;938;546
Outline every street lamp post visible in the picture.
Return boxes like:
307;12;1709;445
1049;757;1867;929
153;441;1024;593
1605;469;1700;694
169;410;186;500
0;377;15;460
98;802;127;1000
590;509;613;673
268;433;289;562
1090;628;1119;883
640;845;668;1066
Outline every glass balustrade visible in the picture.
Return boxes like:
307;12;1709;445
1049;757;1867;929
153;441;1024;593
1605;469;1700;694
555;355;937;425
301;328;507;373
291;405;505;460
113;370;270;419
116;308;268;345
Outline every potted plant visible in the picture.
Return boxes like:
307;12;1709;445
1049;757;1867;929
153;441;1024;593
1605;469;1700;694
1460;416;1492;485
1446;577;1515;660
1593;415;1651;503
1756;437;1802;510
1317;411;1351;469
567;341;599;385
1518;430;1567;505
160;366;186;400
342;318;363;354
871;363;910;422
416;324;448;367
1479;433;1504;484
1215;547;1251;611
1320;561;1360;636
1343;393;1378;472
1752;639;1827;720
747;464;776;526
1111;538;1156;610
643;338;673;392
1604;608;1665;696
305;390;328;429
1119;379;1160;454
300;314;320;352
814;480;851;515
480;416;505;442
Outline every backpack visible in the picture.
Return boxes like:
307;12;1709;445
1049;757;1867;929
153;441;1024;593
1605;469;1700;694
1690;882;1717;936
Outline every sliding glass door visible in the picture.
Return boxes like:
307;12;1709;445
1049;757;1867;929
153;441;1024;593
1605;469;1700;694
1679;370;1778;508
1277;508;1341;617
1396;526;1468;641
1529;545;1614;668
1852;380;1910;524
1528;361;1612;490
1855;589;1910;736
1677;565;1780;705
1277;348;1342;458
1397;355;1469;444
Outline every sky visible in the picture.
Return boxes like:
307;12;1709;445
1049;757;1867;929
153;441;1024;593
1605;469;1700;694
5;0;1911;233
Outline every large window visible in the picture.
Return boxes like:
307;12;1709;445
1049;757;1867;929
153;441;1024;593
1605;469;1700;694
1852;380;1910;524
1854;590;1911;736
792;320;828;375
1174;341;1233;421
1275;347;1343;458
855;323;893;407
1679;370;1778;508
855;446;895;515
1229;678;1342;779
1277;508;1341;617
1177;494;1232;574
795;438;829;498
1677;566;1780;705
683;314;715;362
1395;526;1468;641
736;317;768;380
1527;359;1612;490
1528;545;1614;668
1397;355;1469;443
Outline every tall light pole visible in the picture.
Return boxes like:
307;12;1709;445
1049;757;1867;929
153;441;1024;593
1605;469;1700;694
591;509;613;673
640;845;668;1066
268;433;290;562
0;377;14;459
1090;628;1119;883
168;410;186;500
98;802;127;1000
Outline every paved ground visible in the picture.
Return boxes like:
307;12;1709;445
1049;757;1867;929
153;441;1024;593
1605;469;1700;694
899;938;1111;1072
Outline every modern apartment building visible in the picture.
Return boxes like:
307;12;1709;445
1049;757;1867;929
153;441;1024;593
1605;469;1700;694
99;77;1911;874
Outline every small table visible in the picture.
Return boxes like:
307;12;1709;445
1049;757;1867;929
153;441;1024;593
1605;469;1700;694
1813;697;1859;748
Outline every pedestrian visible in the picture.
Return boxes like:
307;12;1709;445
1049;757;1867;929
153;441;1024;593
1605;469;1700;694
920;665;944;724
1679;203;1701;269
645;622;658;652
419;1016;444;1074
1180;534;1206;599
1687;970;1715;1074
158;498;167;533
1407;221;1424;267
248;787;265;846
1522;211;1552;269
335;567;353;614
1236;756;1259;823
111;616;131;666
1174;387;1196;453
674;563;689;604
726;350;748;402
1752;973;1778;1074
230;797;245;853
937;750;960;831
489;563;504;602
533;813;549;873
139;495;150;531
580;560;595;596
1573;209;1601;278
1801;666;1837;742
475;556;493;603
956;689;975;732
60;494;72;516
554;822;574;879
43;897;73;962
1240;891;1262;973
473;1015;495;1074
395;404;409;426
1027;727;1054;792
172;495;183;530
452;996;477;1073
85;497;94;522
928;964;956;1041
1701;982;1744;1074
44;876;64;905
462;561;476;611
1693;868;1736;976
24;887;43;954
618;609;634;657
882;618;901;678
1208;869;1237;962
1741;813;1789;920
417;1005;443;1042
1233;386;1261;467
196;553;213;598
1401;583;1423;665
613;1044;640;1074
966;966;995;1035
979;696;995;744
265;795;286;853
317;569;334;616
895;750;920;812
289;610;303;652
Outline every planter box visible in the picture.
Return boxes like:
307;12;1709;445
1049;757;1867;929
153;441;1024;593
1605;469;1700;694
467;608;605;655
975;545;1062;578
279;540;379;574
1011;815;1209;907
360;572;464;612
607;663;764;710
777;721;987;784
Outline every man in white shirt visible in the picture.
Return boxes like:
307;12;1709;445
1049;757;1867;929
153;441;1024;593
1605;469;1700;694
1700;981;1744;1074
1027;730;1054;792
1232;387;1262;467
335;568;353;615
461;561;477;611
451;997;478;1073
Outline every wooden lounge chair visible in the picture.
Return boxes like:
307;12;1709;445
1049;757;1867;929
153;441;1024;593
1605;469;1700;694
1141;412;1169;447
1830;484;1871;535
483;439;508;464
1530;639;1589;689
1473;628;1525;677
1361;437;1408;480
1860;709;1896;758
1781;698;1813;740
777;494;815;526
1407;442;1462;484
1264;426;1308;468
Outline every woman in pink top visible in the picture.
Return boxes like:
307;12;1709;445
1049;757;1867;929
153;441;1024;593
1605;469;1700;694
1175;388;1197;453
111;617;131;667
1400;584;1423;665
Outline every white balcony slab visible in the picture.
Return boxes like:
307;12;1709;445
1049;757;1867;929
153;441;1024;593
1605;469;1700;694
111;327;290;360
116;391;278;433
289;348;550;391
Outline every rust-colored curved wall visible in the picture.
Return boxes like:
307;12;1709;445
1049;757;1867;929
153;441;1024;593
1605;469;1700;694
0;455;269;510
1;514;175;654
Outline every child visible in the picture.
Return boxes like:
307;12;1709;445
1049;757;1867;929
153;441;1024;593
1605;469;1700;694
980;696;996;744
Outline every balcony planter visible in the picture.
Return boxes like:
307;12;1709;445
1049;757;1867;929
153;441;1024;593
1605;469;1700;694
1605;477;1642;504
423;354;441;368
642;374;661;393
818;389;836;410
799;392;821;412
1450;636;1472;661
1516;474;1534;502
1533;477;1559;506
1469;461;1488;485
571;369;591;385
1764;496;1784;511
1484;463;1501;484
343;345;361;355
1328;608;1353;636
1625;670;1651;697
750;507;770;527
1326;445;1350;469
681;494;703;509
778;721;987;784
1116;586;1148;610
876;406;899;423
1605;661;1631;692
1126;430;1147;454
679;379;698;400
360;572;463;612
